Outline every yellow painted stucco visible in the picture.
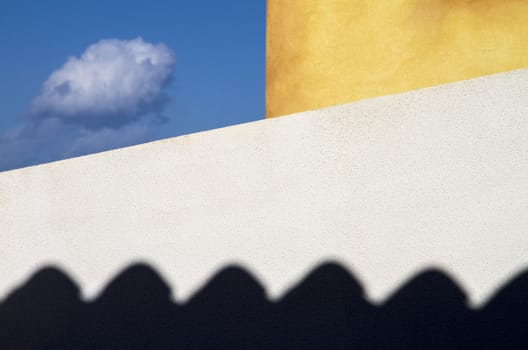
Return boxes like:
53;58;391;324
266;0;528;118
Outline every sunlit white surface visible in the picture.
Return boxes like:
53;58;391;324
1;68;528;307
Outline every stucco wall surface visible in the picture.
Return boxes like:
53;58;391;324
266;0;528;117
1;68;528;306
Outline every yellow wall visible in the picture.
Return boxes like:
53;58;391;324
266;0;528;118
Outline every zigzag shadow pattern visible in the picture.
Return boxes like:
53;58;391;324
1;262;527;349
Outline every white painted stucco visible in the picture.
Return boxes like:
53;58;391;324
1;68;527;307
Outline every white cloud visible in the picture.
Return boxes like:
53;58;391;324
29;37;175;128
0;38;176;171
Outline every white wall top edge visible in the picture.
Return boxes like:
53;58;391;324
1;68;528;307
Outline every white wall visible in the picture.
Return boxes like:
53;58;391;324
1;68;527;307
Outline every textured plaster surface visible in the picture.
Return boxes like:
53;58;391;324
266;0;528;117
1;69;528;306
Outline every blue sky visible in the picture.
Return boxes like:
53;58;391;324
0;0;265;171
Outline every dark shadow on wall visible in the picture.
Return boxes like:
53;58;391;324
0;262;527;349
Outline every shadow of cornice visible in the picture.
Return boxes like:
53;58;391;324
0;262;526;349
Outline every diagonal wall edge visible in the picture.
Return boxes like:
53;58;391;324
1;68;528;307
